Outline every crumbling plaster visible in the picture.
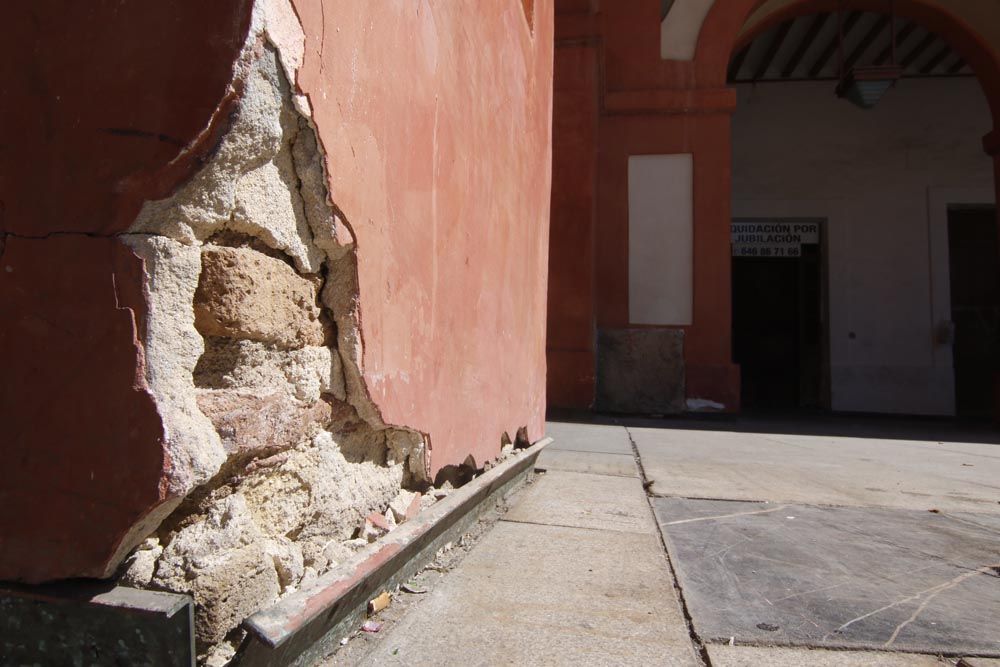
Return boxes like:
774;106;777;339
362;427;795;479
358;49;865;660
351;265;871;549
114;4;431;650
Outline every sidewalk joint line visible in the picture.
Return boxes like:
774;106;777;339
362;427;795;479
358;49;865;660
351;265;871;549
625;424;714;667
498;516;651;536
535;466;638;479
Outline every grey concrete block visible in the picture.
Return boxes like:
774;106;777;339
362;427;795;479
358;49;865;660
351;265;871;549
536;448;639;477
360;521;699;666
505;470;657;535
596;328;685;415
960;659;1000;667
653;498;1000;656
632;425;1000;512
0;582;194;666
545;421;634;455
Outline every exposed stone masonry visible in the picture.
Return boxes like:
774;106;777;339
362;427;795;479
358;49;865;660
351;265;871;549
116;11;429;659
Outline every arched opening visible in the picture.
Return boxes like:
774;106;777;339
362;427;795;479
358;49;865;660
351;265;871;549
720;2;1000;417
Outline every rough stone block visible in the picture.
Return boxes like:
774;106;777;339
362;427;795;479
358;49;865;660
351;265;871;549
196;390;330;459
596;328;685;414
191;545;282;645
388;490;422;524
152;495;282;645
194;338;344;402
194;246;329;349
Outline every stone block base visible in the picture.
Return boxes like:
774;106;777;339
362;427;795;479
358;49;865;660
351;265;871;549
596;328;685;414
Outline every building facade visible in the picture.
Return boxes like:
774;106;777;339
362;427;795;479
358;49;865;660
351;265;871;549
547;0;1000;416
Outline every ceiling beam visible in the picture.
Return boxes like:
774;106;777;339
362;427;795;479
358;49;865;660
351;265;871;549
842;15;890;72
782;13;829;78
873;20;917;65
919;43;952;74
728;45;751;82
752;19;794;81
900;32;936;69
809;11;862;78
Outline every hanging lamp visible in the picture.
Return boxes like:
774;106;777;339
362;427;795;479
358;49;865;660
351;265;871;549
835;1;902;108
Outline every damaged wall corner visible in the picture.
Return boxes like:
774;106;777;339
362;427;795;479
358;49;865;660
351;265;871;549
0;0;255;585
114;14;432;657
2;0;553;661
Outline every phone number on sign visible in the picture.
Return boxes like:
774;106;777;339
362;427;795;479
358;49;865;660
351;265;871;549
732;245;802;257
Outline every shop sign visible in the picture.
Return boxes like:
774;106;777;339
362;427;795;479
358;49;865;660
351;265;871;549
731;221;820;258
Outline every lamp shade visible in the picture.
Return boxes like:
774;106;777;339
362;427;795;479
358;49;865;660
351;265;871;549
836;65;902;109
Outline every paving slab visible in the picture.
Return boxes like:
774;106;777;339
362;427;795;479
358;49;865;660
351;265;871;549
707;645;953;666
960;659;1000;667
652;497;1000;656
544;421;633;455
536;448;638;477
504;470;656;534
633;426;1000;512
359;520;699;666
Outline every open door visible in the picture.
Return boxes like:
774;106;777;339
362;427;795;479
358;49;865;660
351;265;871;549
948;206;1000;417
732;220;824;412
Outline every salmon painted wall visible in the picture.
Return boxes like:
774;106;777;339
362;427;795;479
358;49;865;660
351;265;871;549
289;0;554;473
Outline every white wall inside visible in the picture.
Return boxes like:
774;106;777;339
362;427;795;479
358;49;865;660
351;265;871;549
732;78;995;415
629;154;694;326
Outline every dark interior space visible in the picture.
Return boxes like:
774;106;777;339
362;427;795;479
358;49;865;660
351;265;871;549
732;243;822;411
949;205;1000;417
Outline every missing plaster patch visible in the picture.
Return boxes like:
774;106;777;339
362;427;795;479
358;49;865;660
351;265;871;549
123;15;429;652
521;0;535;31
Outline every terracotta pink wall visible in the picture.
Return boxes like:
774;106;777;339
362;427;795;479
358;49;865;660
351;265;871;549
290;0;554;473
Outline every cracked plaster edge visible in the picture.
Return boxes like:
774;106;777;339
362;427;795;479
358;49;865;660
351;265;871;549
122;0;430;491
260;0;312;118
121;234;228;498
258;0;433;482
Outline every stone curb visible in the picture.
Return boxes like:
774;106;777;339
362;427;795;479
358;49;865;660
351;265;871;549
0;581;194;666
233;436;554;667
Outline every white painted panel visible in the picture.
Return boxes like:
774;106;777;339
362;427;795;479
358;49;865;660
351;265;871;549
660;0;715;61
628;154;693;326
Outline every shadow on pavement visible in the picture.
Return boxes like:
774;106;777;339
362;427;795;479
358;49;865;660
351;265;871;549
546;407;1000;446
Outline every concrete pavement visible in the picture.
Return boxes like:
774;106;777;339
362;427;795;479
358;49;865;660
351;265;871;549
640;416;1000;663
631;420;1000;513
343;417;1000;665
653;497;1000;654
355;425;700;666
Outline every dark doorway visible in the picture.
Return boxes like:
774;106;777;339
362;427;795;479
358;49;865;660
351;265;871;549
732;222;823;411
948;206;1000;417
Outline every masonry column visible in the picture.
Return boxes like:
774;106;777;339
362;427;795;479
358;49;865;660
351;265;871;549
686;105;742;412
546;39;600;409
595;90;741;413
